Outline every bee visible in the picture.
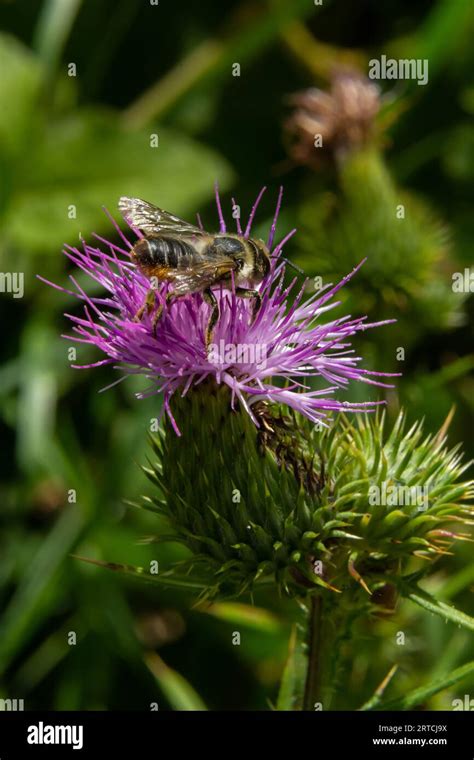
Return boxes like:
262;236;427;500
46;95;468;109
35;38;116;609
119;197;271;347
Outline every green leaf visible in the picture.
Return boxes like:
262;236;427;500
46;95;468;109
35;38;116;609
70;554;210;593
199;602;283;633
359;666;399;711
276;623;307;710
0;507;84;672
16;320;61;473
33;0;82;74
376;660;474;711
0;33;43;160
0;413;99;672
404;585;474;632
145;652;207;711
4;110;233;253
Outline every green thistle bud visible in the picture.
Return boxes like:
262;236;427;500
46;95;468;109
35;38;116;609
142;382;473;601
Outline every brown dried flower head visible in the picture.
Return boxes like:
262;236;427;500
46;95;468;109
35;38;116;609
285;68;381;166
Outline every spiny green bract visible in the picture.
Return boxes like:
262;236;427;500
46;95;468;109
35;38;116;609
140;384;473;598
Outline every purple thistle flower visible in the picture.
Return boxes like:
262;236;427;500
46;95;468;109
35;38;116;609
40;186;397;435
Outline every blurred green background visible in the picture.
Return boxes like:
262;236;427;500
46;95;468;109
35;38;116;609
0;0;473;710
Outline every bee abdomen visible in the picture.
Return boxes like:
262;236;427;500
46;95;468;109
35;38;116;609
132;237;197;274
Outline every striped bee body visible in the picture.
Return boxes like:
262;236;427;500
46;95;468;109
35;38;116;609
131;236;200;279
119;196;272;346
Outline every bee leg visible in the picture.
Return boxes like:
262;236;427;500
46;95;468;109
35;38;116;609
151;291;175;336
203;288;219;349
134;288;156;322
235;288;261;323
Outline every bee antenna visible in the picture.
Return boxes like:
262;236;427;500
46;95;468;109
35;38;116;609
270;255;306;276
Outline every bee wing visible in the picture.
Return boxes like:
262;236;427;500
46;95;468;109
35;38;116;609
170;258;238;295
118;197;205;237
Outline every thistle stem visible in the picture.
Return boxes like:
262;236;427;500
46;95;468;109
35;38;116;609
303;594;325;710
